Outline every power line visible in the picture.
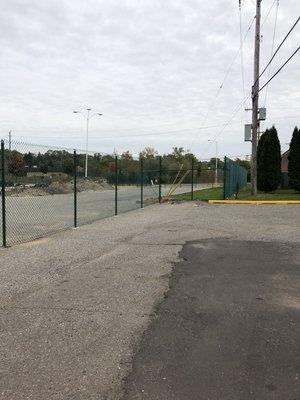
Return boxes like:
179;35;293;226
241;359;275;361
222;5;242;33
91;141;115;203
263;0;280;106
82;125;220;139
191;14;256;147
214;93;252;139
259;46;300;93
258;16;300;81
219;15;256;90
239;1;247;113
12;121;244;141
261;0;277;27
199;91;252;157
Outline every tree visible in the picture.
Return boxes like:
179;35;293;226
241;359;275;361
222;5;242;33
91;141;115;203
235;158;251;181
171;147;185;161
257;126;281;192
40;163;49;174
121;151;133;160
139;147;157;159
24;152;34;167
62;159;73;175
288;126;300;192
8;152;26;176
209;158;224;170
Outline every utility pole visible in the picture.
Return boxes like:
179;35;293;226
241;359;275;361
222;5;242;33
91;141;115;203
8;130;11;151
85;108;91;179
251;0;262;196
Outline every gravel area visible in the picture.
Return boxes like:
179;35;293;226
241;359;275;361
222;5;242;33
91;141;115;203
0;202;299;399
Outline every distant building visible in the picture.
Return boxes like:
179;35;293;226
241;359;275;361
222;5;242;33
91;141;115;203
281;150;290;189
281;150;289;173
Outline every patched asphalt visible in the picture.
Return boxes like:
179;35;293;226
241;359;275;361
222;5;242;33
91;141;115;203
124;239;300;400
0;203;299;399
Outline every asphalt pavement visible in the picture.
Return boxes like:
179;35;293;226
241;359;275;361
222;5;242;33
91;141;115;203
124;239;300;400
0;202;299;399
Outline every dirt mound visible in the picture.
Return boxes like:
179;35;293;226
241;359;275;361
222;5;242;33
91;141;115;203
77;180;112;192
6;179;114;197
45;181;73;195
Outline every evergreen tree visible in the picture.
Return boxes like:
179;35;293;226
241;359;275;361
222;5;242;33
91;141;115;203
288;126;300;192
257;126;281;192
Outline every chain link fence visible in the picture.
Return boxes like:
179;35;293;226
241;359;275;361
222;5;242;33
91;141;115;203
0;141;188;246
223;156;247;199
0;139;226;247
1;140;77;246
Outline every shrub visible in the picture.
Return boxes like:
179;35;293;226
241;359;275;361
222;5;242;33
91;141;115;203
257;126;281;192
288;126;300;192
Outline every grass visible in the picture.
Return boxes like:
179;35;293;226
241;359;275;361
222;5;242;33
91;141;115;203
174;186;300;202
175;186;223;201
234;187;300;201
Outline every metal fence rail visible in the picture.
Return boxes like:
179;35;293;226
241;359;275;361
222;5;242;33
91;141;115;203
223;156;247;199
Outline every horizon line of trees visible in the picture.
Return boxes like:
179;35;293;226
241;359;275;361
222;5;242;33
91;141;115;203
2;148;219;185
3;146;232;181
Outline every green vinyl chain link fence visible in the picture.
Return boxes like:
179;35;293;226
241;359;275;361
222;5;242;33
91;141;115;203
223;156;247;199
0;139;223;247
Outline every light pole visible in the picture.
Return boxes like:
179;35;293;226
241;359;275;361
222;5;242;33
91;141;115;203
208;139;218;185
73;109;102;178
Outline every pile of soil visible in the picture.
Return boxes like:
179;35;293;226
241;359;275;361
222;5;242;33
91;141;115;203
6;179;113;197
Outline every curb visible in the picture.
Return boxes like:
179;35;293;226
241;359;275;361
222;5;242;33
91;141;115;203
208;200;300;205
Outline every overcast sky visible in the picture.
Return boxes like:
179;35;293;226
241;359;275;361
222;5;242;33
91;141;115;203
0;0;299;158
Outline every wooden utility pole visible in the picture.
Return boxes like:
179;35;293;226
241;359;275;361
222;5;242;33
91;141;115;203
251;0;262;196
8;130;11;151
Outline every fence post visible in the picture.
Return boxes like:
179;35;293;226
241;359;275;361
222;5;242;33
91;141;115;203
140;157;144;208
223;156;227;200
115;156;118;215
1;140;7;247
191;158;194;200
73;150;77;228
158;156;162;203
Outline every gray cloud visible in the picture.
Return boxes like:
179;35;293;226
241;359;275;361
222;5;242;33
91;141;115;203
0;0;299;157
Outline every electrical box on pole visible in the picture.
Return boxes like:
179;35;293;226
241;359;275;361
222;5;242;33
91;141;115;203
259;107;266;121
245;124;252;142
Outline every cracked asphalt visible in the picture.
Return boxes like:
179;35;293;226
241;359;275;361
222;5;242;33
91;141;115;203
0;202;299;399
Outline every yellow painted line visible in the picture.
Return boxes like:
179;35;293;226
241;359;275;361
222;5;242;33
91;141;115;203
208;200;300;205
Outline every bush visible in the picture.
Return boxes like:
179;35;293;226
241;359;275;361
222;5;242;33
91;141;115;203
257;126;281;192
288;126;300;192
